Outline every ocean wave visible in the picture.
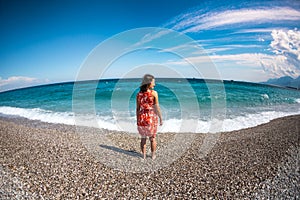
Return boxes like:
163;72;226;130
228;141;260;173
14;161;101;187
0;106;299;133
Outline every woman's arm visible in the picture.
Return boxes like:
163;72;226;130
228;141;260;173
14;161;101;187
152;91;163;125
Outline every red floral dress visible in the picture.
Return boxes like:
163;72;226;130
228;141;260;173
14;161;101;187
136;90;158;137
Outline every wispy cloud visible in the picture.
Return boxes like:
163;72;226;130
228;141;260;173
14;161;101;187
166;53;261;66
210;53;299;79
132;29;171;48
191;44;264;55
161;4;300;80
165;52;300;79
169;7;300;32
186;32;271;47
222;44;263;49
0;76;49;92
233;28;283;34
131;4;300;81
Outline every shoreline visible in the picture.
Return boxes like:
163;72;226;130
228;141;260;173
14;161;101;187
0;115;299;198
1;108;300;134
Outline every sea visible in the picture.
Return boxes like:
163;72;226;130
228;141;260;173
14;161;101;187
0;78;299;133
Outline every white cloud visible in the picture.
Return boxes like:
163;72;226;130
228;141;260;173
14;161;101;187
259;54;298;78
270;29;300;60
0;76;49;92
169;7;300;32
257;29;300;78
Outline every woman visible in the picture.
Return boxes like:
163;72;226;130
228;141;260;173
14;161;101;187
136;74;163;159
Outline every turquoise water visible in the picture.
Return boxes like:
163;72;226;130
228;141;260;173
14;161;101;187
0;78;299;133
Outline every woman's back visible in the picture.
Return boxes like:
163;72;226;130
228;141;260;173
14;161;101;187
137;90;155;111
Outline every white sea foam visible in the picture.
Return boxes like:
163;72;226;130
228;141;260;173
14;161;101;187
220;111;300;132
0;106;120;130
0;106;75;125
261;93;269;100
159;109;300;133
0;106;299;133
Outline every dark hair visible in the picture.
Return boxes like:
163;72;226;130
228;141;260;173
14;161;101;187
140;74;154;92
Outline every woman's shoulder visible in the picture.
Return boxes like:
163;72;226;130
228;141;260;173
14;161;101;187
151;90;158;96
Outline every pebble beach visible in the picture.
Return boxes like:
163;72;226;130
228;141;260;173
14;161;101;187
0;115;299;199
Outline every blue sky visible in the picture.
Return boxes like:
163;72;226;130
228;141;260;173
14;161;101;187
0;0;300;91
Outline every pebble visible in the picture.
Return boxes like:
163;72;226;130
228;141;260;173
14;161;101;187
0;115;299;199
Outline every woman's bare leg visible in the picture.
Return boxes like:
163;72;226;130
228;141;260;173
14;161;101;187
150;136;156;159
140;138;147;159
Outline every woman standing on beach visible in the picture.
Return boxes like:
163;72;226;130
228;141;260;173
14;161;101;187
136;74;163;159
